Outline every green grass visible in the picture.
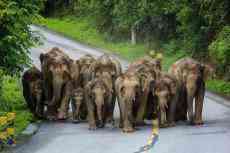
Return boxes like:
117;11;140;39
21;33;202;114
39;16;230;97
0;72;34;136
40;17;148;61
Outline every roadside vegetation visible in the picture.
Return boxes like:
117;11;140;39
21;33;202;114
0;0;43;146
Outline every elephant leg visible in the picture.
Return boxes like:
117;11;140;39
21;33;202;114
194;81;205;125
122;100;134;133
71;100;78;122
58;82;71;120
117;96;124;128
187;95;194;124
36;100;44;118
136;93;148;125
106;94;115;124
167;94;178;126
87;103;96;130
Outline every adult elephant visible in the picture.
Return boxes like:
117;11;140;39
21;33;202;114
22;66;44;118
128;59;157;125
115;70;141;133
40;47;78;120
169;57;213;125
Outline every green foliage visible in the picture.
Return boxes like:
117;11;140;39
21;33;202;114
0;0;42;74
0;74;26;112
207;79;230;96
209;26;230;78
14;111;33;135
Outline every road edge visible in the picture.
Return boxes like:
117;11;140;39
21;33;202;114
205;91;230;107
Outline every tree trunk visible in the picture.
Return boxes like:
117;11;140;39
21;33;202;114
131;26;136;45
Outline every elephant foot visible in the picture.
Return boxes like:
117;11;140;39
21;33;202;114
160;123;169;128
47;115;57;121
193;120;204;125
168;122;176;127
89;124;97;130
135;121;146;126
57;112;67;120
72;119;80;124
122;127;135;133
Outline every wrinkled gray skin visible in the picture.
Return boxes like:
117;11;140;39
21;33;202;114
85;76;113;130
115;71;141;133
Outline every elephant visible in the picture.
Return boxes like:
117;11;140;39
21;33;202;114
128;60;157;125
88;54;122;123
71;87;87;123
85;74;113;130
115;70;142;132
149;73;179;127
40;47;77;120
169;57;213;125
22;66;44;118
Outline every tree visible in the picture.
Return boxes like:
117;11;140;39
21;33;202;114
0;0;42;74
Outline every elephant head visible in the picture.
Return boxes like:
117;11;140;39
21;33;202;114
90;54;121;80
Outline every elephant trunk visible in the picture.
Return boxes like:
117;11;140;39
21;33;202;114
95;96;104;128
50;77;63;107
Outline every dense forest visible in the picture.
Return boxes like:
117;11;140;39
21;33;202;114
40;0;230;80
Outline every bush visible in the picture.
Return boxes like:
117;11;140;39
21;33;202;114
0;0;42;74
209;26;230;80
0;75;26;112
207;79;230;96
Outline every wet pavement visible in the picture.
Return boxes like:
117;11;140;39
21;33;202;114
11;25;230;153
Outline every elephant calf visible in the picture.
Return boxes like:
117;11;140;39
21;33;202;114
22;66;44;118
152;73;179;127
115;71;141;133
71;87;87;123
85;75;113;130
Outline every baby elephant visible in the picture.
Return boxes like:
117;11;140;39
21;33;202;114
85;76;113;130
22;66;44;118
71;87;87;123
153;73;179;127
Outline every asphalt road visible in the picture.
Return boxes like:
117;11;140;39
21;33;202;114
11;25;230;153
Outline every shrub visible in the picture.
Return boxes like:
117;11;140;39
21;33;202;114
209;26;230;80
0;75;26;112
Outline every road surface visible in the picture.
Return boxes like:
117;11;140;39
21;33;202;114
11;25;230;153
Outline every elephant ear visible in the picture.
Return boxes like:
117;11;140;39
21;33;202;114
201;64;214;81
115;76;124;96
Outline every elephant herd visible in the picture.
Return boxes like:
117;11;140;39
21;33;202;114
22;47;213;133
